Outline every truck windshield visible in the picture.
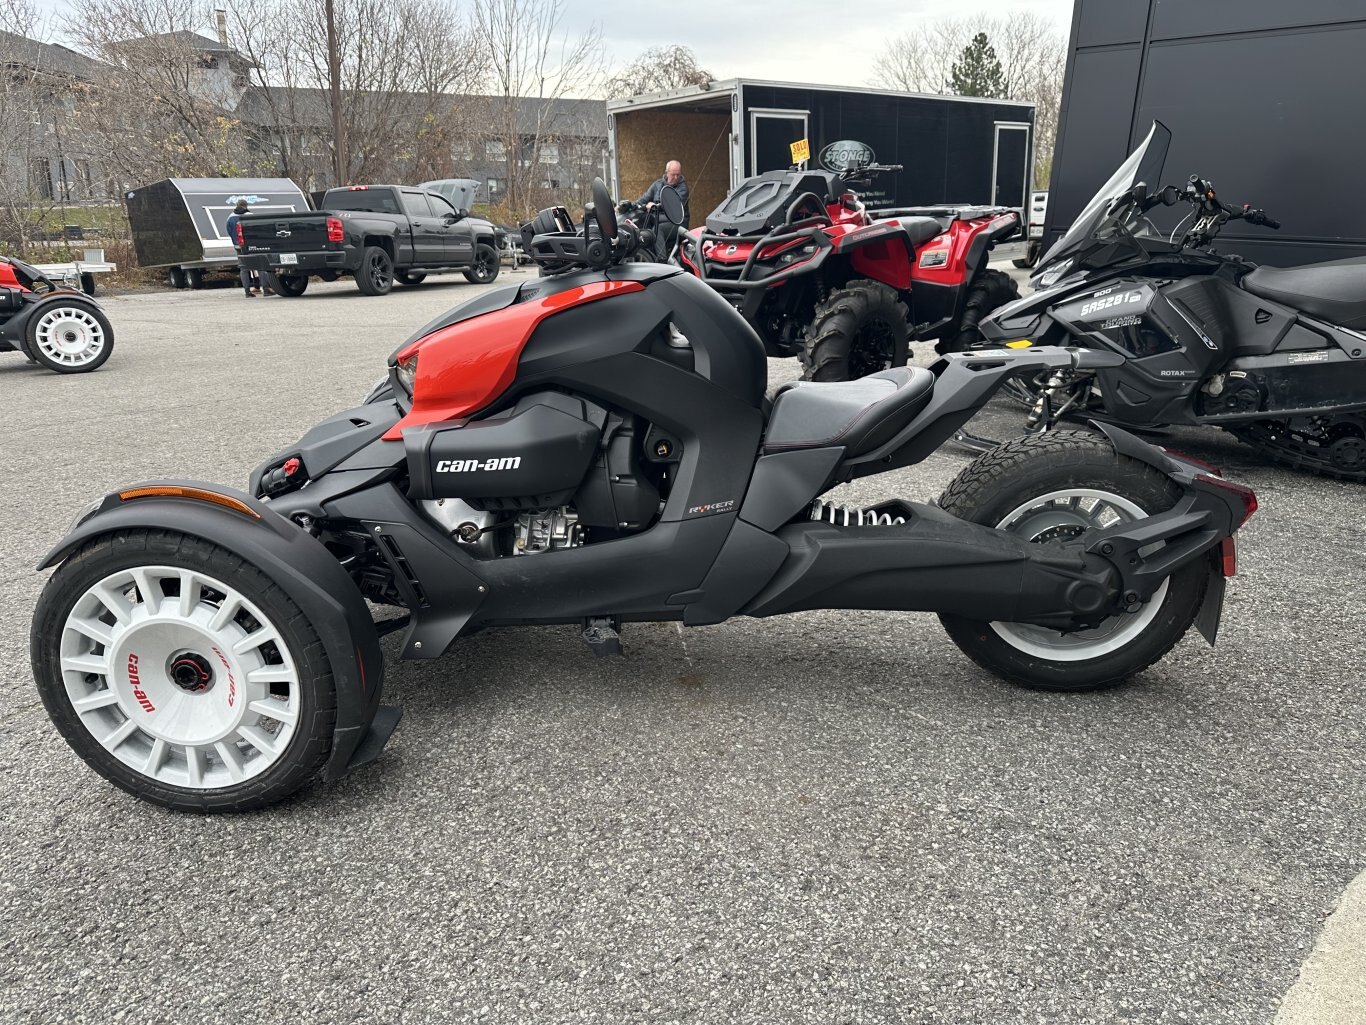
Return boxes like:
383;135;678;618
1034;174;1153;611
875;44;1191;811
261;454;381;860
322;189;402;215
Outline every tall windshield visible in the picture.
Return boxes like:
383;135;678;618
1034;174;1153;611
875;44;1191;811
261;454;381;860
1035;121;1171;278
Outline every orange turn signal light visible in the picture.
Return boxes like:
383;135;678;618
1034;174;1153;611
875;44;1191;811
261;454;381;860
117;486;261;519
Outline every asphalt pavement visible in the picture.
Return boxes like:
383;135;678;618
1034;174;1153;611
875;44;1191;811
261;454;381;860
1;263;1363;1024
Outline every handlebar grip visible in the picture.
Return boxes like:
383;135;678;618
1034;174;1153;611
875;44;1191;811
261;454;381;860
1262;214;1281;230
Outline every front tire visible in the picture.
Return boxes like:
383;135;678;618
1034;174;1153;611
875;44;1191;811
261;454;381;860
355;246;394;296
937;268;1020;355
462;243;500;285
799;279;910;381
26;301;114;374
31;530;337;811
937;430;1209;692
395;270;427;286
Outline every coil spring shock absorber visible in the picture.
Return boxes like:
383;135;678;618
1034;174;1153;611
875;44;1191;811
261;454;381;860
1026;367;1075;430
809;501;908;526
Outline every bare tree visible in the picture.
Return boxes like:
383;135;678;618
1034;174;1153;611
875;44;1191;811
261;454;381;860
605;44;712;99
870;13;1066;187
472;0;606;216
66;0;255;185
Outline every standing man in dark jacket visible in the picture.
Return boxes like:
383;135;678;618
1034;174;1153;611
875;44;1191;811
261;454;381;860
635;160;689;257
226;199;273;297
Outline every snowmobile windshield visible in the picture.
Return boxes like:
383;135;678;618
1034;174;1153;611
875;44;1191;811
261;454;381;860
1034;121;1171;282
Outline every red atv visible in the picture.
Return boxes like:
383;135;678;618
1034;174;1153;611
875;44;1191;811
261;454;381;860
0;256;114;374
677;163;1021;380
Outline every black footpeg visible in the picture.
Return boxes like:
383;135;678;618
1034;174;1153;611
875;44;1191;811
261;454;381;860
581;616;624;657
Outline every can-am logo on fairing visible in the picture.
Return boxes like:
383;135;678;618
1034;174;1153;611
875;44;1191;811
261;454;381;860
436;457;522;472
819;140;876;172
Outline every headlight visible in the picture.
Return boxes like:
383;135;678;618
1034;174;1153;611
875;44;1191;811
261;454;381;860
1034;258;1074;288
395;353;418;396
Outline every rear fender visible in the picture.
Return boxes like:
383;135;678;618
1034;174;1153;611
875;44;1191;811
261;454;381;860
37;481;389;781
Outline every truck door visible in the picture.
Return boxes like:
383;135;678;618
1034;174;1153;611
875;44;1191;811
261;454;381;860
401;190;445;266
750;109;809;176
992;122;1031;212
429;193;474;266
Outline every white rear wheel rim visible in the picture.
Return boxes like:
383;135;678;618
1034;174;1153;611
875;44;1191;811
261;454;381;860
59;565;300;789
989;488;1169;661
34;306;106;366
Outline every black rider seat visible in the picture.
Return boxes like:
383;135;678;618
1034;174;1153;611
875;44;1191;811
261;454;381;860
1242;256;1366;330
761;367;935;457
895;217;948;247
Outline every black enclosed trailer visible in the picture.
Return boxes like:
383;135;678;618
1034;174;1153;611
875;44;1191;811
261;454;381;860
1047;0;1366;269
607;79;1034;232
124;177;311;288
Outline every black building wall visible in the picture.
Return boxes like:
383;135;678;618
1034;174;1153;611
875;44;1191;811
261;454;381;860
1048;1;1366;267
740;85;1033;210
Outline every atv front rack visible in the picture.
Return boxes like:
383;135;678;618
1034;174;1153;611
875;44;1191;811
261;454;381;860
680;219;836;291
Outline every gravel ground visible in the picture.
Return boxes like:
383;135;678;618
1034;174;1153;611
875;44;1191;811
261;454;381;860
1;264;1363;1024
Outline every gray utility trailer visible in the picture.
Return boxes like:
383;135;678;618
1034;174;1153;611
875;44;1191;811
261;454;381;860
607;78;1034;252
125;178;311;289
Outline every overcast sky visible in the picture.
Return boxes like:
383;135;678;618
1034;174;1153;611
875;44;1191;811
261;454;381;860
30;0;1075;89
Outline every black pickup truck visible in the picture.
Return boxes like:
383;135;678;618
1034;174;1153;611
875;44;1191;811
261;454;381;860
235;185;501;296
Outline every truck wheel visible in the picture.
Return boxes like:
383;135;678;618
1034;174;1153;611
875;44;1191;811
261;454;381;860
272;273;309;297
31;530;338;812
185;268;205;290
936;268;1019;355
937;430;1209;692
168;267;187;290
26;300;114;374
395;271;427;286
462;244;500;285
799;279;910;381
355;246;394;296
1013;242;1040;270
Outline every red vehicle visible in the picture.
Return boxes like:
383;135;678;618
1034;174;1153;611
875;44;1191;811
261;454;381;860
677;163;1022;380
0;256;114;374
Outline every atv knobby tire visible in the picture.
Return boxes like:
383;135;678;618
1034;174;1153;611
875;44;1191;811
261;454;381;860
937;429;1210;692
799;279;910;381
937;268;1020;355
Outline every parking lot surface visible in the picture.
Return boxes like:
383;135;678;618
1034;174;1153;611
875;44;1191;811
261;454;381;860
2;267;1363;1024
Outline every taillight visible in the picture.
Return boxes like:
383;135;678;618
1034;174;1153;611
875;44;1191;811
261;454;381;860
1196;473;1258;527
233;222;243;245
326;217;344;243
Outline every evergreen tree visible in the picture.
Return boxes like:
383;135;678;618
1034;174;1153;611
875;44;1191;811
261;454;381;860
948;32;1006;98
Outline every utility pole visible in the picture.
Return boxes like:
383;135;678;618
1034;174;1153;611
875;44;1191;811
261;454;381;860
326;0;347;185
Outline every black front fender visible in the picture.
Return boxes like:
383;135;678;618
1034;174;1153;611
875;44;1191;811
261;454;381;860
37;481;392;782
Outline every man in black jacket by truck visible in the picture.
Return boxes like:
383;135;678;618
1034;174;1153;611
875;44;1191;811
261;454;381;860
635;160;689;253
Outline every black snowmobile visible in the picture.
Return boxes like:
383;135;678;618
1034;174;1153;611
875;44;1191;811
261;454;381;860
981;122;1366;480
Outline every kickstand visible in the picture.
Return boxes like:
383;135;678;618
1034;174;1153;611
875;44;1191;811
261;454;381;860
949;429;1002;455
581;616;624;657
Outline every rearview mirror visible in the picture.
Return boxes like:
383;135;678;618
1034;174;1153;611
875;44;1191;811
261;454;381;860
659;185;685;226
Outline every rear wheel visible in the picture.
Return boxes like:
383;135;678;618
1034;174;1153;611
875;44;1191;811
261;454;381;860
937;429;1209;692
168;267;187;290
395;270;427;286
462;243;499;285
185;267;205;290
26;300;114;374
271;273;309;297
937;268;1020;355
355;246;394;295
799;279;910;381
31;530;337;812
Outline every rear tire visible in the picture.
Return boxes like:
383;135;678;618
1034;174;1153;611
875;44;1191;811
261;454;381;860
272;273;309;297
355;246;394;296
31;530;337;812
185;268;205;290
936;268;1019;355
937;429;1209;692
799;279;910;382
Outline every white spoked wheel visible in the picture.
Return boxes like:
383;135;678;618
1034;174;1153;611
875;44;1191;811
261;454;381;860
59;565;299;790
28;302;114;373
989;489;1168;661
